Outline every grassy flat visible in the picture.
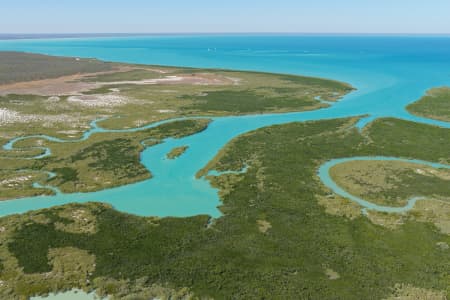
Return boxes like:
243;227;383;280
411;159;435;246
0;171;53;200
0;52;112;84
407;87;450;122
330;160;450;207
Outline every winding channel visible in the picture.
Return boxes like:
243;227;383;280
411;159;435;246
0;35;450;218
318;157;450;214
3;116;210;159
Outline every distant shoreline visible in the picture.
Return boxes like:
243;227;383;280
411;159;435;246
0;33;147;40
1;32;450;41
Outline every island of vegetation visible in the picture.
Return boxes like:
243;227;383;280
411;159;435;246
166;146;189;160
329;160;450;207
407;87;450;122
0;52;449;300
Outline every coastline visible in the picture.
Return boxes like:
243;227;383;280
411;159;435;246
0;36;448;299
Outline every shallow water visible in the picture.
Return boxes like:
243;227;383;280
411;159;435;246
0;35;449;218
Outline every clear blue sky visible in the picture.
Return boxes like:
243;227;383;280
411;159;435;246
2;0;450;34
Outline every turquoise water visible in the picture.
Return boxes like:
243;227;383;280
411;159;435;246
0;35;449;218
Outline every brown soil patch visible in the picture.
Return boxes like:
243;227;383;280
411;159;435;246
0;66;131;96
0;70;236;96
257;220;272;233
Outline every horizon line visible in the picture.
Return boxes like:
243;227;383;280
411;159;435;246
1;32;450;39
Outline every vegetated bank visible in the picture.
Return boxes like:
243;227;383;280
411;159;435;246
407;87;450;122
1;117;449;299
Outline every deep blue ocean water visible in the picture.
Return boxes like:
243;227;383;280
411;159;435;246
0;35;449;218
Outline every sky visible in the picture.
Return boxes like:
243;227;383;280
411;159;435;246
1;0;450;34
